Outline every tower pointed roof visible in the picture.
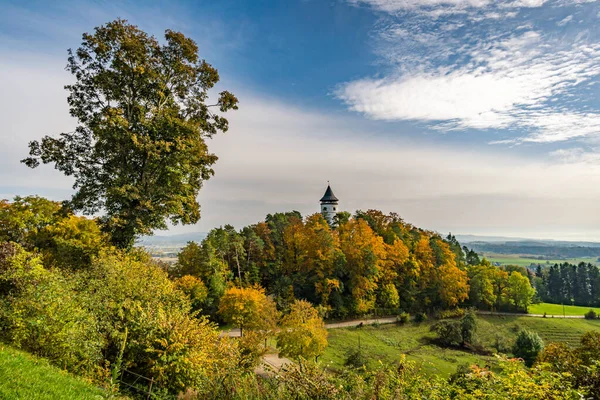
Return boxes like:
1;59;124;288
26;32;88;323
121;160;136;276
320;184;339;202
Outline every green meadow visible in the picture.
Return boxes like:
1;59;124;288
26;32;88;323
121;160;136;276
0;345;110;400
483;253;598;267
529;302;600;316
321;315;600;377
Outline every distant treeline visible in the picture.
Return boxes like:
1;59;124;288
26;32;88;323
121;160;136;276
468;242;600;259
533;263;600;307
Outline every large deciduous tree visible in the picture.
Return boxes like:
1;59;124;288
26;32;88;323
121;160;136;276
22;19;238;248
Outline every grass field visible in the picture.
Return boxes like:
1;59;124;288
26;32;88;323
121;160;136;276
529;302;600;316
483;253;598;267
0;344;109;400
321;315;600;377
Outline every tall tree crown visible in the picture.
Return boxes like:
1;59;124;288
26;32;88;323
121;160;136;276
23;19;238;248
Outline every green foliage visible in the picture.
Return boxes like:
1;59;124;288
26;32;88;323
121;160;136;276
507;271;536;312
22;19;238;248
415;312;428;323
344;347;368;369
461;310;477;345
513;329;544;366
0;238;246;395
430;311;477;348
586;309;598;320
179;355;582;400
0;243;103;375
396;312;410;324
0;196;64;246
277;300;328;361
431;319;463;347
377;283;400;309
175;275;209;311
0;197;108;270
437;308;465;319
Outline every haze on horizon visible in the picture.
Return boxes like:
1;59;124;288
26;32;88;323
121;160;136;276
1;0;599;242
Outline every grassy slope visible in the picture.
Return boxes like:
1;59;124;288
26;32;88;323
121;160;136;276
321;315;600;377
0;344;106;400
529;303;600;316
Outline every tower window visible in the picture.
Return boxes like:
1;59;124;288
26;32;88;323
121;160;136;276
333;207;336;211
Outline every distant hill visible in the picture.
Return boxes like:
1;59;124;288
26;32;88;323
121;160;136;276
137;232;207;248
457;235;600;259
455;234;600;248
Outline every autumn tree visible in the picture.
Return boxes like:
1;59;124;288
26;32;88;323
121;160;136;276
218;286;277;337
22;19;238;248
277;300;328;361
298;214;341;308
432;238;469;308
338;219;386;314
175;275;208;311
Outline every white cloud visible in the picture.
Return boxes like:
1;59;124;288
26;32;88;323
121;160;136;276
338;0;600;148
348;0;547;13
338;30;600;139
557;15;574;25
550;147;600;163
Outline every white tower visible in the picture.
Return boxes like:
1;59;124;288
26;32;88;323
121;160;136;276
320;183;339;224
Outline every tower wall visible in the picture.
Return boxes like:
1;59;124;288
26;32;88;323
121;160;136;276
321;202;338;224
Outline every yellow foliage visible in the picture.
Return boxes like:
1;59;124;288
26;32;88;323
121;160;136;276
277;300;328;360
218;286;278;335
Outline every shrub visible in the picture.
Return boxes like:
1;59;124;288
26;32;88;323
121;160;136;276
493;333;512;354
431;320;463;347
415;312;428;323
513;329;544;367
396;312;410;324
345;347;368;369
437;308;465;319
0;244;103;375
431;311;478;348
536;342;579;373
175;275;209;312
578;331;600;364
80;250;246;393
460;310;477;345
585;310;597;320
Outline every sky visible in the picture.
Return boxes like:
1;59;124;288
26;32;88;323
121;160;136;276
1;0;600;241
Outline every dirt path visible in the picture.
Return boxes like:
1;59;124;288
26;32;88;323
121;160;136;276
223;316;398;338
254;353;294;376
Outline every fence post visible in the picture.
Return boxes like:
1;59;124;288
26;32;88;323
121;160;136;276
147;377;154;400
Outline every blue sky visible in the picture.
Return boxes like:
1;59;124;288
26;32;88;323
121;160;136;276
1;0;600;240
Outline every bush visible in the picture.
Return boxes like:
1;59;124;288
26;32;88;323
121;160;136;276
345;347;368;368
0;244;103;375
0;245;247;395
396;312;410;324
460;310;477;345
585;309;597;320
493;333;512;354
431;320;463;347
513;329;544;367
415;312;428;323
437;308;465;319
430;311;477;348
